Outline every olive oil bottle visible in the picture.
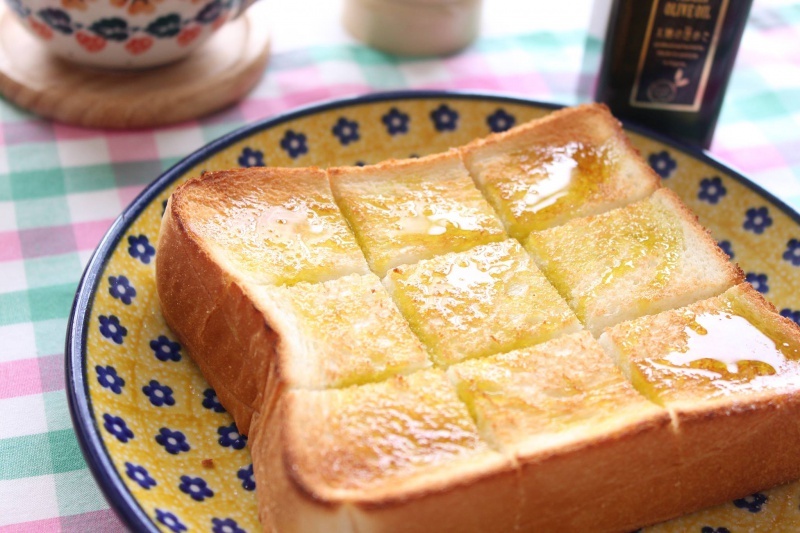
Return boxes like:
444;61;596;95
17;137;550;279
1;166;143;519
595;0;753;149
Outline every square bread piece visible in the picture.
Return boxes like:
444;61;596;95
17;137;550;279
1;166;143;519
168;167;369;286
525;187;743;335
252;369;520;533
329;151;506;276
461;103;660;240
384;239;581;367
250;273;430;389
599;283;800;510
448;331;681;532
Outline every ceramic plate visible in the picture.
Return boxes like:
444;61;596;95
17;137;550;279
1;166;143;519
66;91;800;533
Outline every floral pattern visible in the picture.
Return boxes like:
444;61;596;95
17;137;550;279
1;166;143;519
108;275;136;305
103;414;134;443
280;130;308;159
237;464;255;491
150;335;182;362
202;388;226;413
382;108;410;135
746;272;769;294
218;423;247;450
125;462;157;489
698;176;726;204
96;365;125;394
99;315;127;344
743;207;773;234
332;118;360;146
156;428;190;455
156;509;187;533
238;147;264;168
486;108;515;133
733;492;767;513
142;380;175;407
780;308;800;325
179;475;214;502
430;104;458;132
212;517;246;533
128;234;155;264
782;239;800;266
648;150;677;179
717;240;734;259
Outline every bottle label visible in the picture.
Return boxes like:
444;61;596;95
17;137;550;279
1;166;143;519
630;0;730;111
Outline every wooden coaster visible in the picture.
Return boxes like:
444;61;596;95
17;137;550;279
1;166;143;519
0;4;270;129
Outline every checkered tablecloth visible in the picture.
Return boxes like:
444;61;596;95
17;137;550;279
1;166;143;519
1;2;799;531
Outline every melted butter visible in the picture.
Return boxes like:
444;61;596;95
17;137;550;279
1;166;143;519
663;313;788;375
396;201;484;237
444;258;498;291
256;204;326;240
503;142;614;225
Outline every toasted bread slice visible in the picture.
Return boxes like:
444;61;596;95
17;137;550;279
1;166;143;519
251;369;521;533
599;283;800;512
461;103;660;240
249;273;430;389
329;151;506;276
169;167;369;286
383;239;582;367
449;331;681;532
525;188;744;335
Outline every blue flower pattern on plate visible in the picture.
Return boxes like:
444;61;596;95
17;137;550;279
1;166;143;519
780;308;800;325
280;130;308;158
108;275;136;305
648;150;676;179
197;0;224;23
128;234;155;264
782;239;800;266
125;462;156;489
430;104;458;131
218;423;247;449
717;240;734;259
332;118;360;145
103;414;133;443
150;335;182;362
746;272;769;294
7;0;29;17
212;517;246;533
237;464;256;491
238;147;264;168
143;380;175;407
38;8;73;34
180;475;214;502
156;428;190;455
733;492;767;513
382;108;410;135
698;176;726;204
203;388;226;413
99;315;127;345
743;207;773;234
701;528;730;533
156;509;187;533
96;365;124;394
487;108;515;133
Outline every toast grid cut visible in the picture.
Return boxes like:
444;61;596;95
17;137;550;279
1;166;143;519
461;103;660;241
329;151;507;277
383;239;582;367
524;188;744;335
249;273;431;390
171;167;370;287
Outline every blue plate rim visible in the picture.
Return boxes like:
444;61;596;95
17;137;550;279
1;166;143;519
64;89;800;533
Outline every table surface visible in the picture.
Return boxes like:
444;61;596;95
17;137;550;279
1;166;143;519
1;0;799;531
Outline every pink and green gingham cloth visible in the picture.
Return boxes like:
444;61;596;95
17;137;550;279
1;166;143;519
1;3;799;531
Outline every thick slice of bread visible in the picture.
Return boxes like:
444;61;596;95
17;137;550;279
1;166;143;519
329;150;506;277
461;103;660;240
383;239;582;366
599;283;800;513
448;331;682;532
250;369;521;533
525;187;744;335
249;273;430;389
156;167;370;433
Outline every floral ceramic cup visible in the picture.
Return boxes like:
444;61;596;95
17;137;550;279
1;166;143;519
4;0;257;69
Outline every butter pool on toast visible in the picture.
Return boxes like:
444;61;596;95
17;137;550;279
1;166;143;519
461;103;660;240
155;103;800;533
